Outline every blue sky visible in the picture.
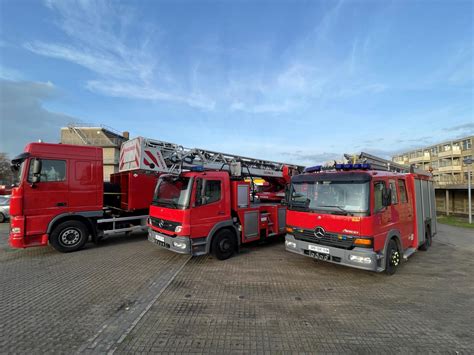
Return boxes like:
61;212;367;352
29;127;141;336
0;0;472;165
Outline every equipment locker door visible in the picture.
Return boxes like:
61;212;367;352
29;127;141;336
414;178;425;246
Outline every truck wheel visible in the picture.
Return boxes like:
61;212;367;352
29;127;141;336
50;220;89;253
0;213;5;223
385;239;400;275
419;229;432;251
211;229;236;260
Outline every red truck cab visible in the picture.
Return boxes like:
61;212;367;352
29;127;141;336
9;143;103;249
148;169;287;259
285;166;436;274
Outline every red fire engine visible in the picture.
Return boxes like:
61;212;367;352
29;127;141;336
9;140;161;252
143;140;304;260
285;153;436;274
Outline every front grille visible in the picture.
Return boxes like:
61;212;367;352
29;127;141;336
293;228;355;249
150;217;180;232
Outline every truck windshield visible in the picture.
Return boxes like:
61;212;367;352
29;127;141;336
289;181;369;216
152;176;192;209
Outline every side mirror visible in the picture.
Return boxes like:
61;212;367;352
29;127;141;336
33;159;42;175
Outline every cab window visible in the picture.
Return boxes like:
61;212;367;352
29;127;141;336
373;181;385;212
28;159;66;182
196;179;221;206
398;179;408;203
389;180;398;204
203;180;221;204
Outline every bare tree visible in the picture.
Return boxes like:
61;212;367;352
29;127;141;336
0;153;14;186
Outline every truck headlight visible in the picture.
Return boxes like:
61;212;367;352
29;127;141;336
349;255;372;264
285;240;296;249
175;226;182;233
11;227;21;234
173;241;187;249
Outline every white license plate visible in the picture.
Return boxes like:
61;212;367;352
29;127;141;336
308;245;329;254
155;234;165;242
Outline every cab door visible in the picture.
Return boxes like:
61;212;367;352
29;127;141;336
372;179;393;249
189;177;228;238
23;158;69;238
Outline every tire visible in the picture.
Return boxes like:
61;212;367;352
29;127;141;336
50;220;89;253
211;229;236;260
0;213;5;223
385;239;401;275
419;229;432;251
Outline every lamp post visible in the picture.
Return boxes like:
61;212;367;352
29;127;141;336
464;157;473;224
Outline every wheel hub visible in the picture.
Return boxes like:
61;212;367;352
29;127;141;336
60;229;81;246
391;250;400;266
220;240;231;252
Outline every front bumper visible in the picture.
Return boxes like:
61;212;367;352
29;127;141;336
148;229;192;255
285;234;384;272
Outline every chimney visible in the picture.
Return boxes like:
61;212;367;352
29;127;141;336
122;131;130;140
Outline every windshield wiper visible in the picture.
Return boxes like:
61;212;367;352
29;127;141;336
152;199;180;208
319;205;352;216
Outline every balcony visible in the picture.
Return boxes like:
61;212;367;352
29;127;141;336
408;154;431;163
438;149;461;158
438;165;462;172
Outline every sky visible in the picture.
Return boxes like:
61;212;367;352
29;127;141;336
0;0;473;166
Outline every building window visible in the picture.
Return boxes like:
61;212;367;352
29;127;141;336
463;155;472;165
462;139;472;150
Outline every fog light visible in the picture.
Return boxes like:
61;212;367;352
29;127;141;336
173;241;187;249
349;255;372;264
285;240;296;248
11;227;21;234
175;226;182;233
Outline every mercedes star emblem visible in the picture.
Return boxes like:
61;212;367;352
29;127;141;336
314;226;325;238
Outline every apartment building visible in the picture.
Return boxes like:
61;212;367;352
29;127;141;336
60;124;129;181
392;135;473;216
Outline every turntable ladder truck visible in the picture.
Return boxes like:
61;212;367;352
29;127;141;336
140;138;305;259
285;152;436;274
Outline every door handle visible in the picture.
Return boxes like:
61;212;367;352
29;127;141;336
56;202;67;207
218;211;225;215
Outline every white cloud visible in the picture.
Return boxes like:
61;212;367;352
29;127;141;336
86;81;215;110
24;0;214;110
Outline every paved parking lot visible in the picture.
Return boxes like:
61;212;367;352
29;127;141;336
1;223;473;354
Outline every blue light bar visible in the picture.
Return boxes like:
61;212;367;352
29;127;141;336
335;163;344;170
304;165;322;173
190;165;205;172
343;164;353;169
